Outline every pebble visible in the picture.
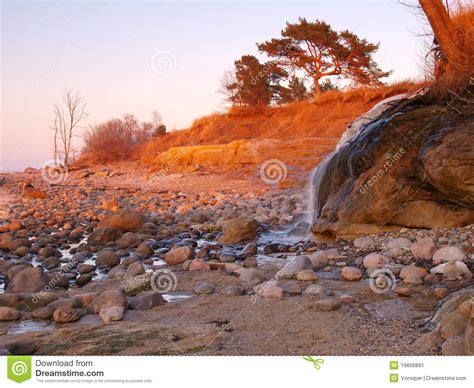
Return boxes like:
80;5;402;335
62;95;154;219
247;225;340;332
189;258;211;271
243;257;258;268
281;281;303;295
128;291;166;310
303;284;324;295
339;294;356;303
353;237;375;249
99;306;125;323
341;266;363;281
193;283;215;295
53;307;82;323
165;246;194;265
433;288;449;300
221;285;244;296
308;251;329;269
400;265;428;285
255;284;283;299
394;286;411;297
314;297;341;311
296;270;319;281
363;253;390;270
433;246;467;263
410;237;437;260
0;307;21;321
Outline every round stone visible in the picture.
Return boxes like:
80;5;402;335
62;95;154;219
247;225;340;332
341;266;363;281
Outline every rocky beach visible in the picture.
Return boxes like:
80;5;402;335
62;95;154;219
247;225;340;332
0;151;472;355
1;0;474;359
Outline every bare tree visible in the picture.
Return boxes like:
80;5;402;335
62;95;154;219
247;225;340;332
52;89;89;167
151;110;163;127
218;70;240;107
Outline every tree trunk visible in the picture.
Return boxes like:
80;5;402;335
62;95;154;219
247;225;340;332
312;79;321;99
419;0;464;71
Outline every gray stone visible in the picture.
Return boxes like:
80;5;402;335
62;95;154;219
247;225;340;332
99;306;124;323
193;283;215;295
128;291;166;310
87;289;128;314
314;297;341;311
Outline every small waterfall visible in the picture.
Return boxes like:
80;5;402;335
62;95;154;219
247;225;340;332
304;88;427;234
305;151;335;225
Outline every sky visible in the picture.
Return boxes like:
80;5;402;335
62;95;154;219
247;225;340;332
1;0;426;172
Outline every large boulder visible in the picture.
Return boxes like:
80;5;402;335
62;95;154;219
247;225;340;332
87;227;123;246
0;307;21;321
165;246;194;265
98;208;147;232
311;102;474;238
6;267;49;293
87;289;128;314
96;249;120;267
218;216;259;245
8;238;32;251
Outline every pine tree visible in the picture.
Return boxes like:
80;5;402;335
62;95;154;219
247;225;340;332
222;55;287;108
258;18;390;95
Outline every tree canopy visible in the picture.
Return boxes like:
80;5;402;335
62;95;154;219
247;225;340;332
257;18;390;94
222;55;287;108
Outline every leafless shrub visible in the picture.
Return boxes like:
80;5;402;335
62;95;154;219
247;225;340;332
83;114;152;162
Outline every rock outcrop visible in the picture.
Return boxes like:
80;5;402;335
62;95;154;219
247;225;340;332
149;138;337;172
311;97;474;238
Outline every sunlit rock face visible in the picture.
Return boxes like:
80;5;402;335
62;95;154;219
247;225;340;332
310;95;474;239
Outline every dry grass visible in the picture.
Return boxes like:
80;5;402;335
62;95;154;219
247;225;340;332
140;81;424;162
432;4;474;96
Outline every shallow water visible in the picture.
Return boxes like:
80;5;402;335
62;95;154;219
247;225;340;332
162;291;192;302
6;319;54;334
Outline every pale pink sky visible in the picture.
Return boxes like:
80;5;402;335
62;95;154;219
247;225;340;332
1;1;424;172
